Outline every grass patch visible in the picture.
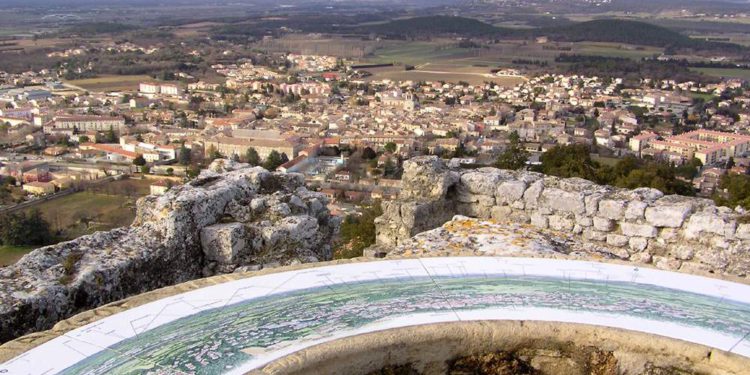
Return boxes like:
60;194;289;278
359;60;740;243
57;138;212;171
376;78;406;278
0;245;36;266
690;92;717;101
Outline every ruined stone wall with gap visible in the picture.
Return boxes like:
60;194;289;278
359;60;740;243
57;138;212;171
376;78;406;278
376;156;750;277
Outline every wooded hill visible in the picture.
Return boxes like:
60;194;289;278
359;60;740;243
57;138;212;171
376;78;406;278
361;16;745;53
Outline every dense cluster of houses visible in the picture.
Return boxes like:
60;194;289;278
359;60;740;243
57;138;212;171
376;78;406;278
2;47;750;203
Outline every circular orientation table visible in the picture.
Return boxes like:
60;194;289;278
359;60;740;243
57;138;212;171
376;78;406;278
3;257;750;374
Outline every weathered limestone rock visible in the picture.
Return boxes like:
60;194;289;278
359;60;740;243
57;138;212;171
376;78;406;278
201;223;247;271
548;214;575;232
0;160;338;344
399;156;460;200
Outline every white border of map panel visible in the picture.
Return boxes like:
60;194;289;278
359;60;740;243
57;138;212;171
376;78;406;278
2;257;750;375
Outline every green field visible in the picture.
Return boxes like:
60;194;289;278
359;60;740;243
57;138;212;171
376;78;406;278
366;42;470;65
0;245;36;266
691;67;750;80
30;191;137;239
2;180;150;266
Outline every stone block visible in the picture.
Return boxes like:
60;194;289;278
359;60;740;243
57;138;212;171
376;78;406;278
523;180;544;209
576;215;593;227
620;222;657;238
495;180;527;205
583;228;607;242
653;256;681;271
598;199;626;220
624;201;647;220
606;234;629;247
684;212;737;239
628;237;648;252
673;245;695;261
541;188;585;214
593;217;614;232
644;202;693;228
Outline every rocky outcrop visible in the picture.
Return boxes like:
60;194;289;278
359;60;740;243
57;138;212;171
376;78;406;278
375;156;750;278
0;159;337;344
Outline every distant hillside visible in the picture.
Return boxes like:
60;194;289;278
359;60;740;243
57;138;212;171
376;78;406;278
540;19;686;46
538;19;742;51
364;16;514;37
362;16;744;52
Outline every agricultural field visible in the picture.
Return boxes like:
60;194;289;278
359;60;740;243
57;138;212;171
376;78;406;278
64;74;152;92
691;67;750;80
363;65;524;86
365;42;471;65
28;192;136;239
573;42;661;59
1;179;153;265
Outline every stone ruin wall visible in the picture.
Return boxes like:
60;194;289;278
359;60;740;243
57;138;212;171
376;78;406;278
0;160;338;344
375;156;750;278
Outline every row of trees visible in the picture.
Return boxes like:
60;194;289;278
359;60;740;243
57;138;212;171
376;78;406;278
495;140;698;197
208;147;290;171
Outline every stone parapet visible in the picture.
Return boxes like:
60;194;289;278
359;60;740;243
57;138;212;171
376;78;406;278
375;156;750;278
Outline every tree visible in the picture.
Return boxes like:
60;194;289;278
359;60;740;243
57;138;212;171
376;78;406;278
179;144;191;165
384;142;397;154
0;210;52;247
79;135;90;143
166;167;174;176
335;202;383;259
714;174;750;209
362;147;377;160
206;145;223;161
383;158;397;178
494;131;528;170
245;147;261;166
263;150;285;171
538;144;599;182
105;126;117;143
133;155;146;166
